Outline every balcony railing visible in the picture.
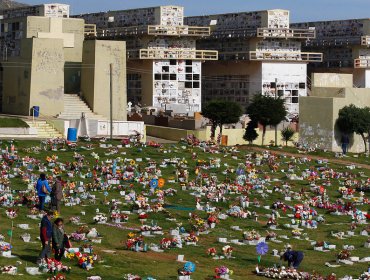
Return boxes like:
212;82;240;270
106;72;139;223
97;25;210;38
361;36;370;46
147;25;210;36
257;28;316;39
138;49;218;60
249;51;323;62
354;58;370;68
84;24;97;37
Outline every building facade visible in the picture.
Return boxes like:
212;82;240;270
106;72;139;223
0;3;126;120
185;10;323;118
77;6;218;115
291;19;370;88
300;73;370;153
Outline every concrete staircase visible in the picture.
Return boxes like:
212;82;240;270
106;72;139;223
58;94;106;120
25;120;63;139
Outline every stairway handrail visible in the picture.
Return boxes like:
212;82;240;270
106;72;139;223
31;110;62;137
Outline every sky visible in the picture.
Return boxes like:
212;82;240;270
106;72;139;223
18;0;370;23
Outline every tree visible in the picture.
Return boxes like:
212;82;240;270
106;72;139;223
243;120;259;144
246;94;287;145
336;105;370;153
202;100;243;143
281;126;295;147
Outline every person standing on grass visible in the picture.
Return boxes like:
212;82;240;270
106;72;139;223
35;173;51;211
51;176;63;214
38;211;53;263
52;218;65;261
341;133;350;155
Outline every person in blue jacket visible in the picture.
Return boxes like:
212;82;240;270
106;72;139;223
281;247;304;269
35;173;51;211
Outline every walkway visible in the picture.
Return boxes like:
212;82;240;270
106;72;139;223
241;146;370;170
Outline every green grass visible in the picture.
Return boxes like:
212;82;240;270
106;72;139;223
0;118;29;128
0;140;368;280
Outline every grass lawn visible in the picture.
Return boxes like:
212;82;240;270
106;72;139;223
0;118;29;128
0;140;368;280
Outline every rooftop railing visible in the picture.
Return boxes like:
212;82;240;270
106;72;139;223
138;49;218;60
257;28;316;39
97;25;210;38
249;51;323;62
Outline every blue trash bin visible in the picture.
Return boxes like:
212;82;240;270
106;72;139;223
67;128;78;142
32;106;40;117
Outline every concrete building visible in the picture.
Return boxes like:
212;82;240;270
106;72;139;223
0;3;127;121
291;19;370;88
185;10;323;118
77;6;218;115
300;73;370;153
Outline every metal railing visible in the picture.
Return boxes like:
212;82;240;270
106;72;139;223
31;109;63;137
257;28;316;39
147;25;210;36
97;25;210;38
84;24;97;37
354;58;370;68
138;49;218;60
249;51;323;62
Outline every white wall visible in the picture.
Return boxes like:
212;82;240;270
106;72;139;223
354;69;370;88
63;120;145;138
261;62;307;115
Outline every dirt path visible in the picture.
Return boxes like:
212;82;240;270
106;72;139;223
240;146;370;170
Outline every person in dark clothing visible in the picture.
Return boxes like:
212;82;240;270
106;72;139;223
281;250;304;269
341;134;350;155
35;173;51;211
38;211;53;263
52;218;65;261
51;176;63;214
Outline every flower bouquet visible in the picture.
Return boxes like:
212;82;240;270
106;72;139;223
337;249;351;260
5;208;17;219
140;225;152;234
260;267;313;279
265;231;278;241
39;258;71;274
222;245;233;259
123;274;142;280
160;237;180;249
47;274;67;280
214;266;233;279
207;247;217;257
75;252;95;270
207;215;219;229
111;212;128;223
0;242;12;253
126;233;147;252
70;232;86;242
184;234;199;245
1;265;17;275
151;225;163;235
190;217;207;232
291;229;302;237
243;230;261;242
178;261;196;280
138;212;148;222
69;216;81;225
93;214;107;224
